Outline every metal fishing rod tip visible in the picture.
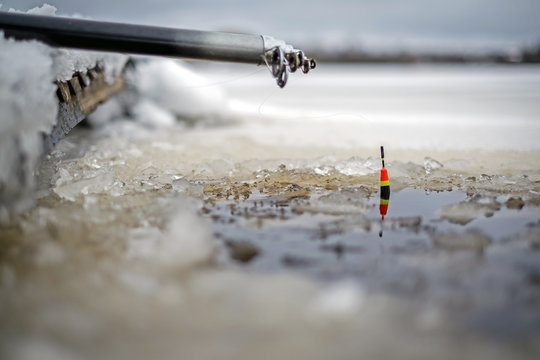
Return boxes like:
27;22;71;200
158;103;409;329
301;57;316;74
286;52;299;73
263;46;316;87
302;60;312;74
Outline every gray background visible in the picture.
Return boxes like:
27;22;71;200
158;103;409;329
2;0;540;53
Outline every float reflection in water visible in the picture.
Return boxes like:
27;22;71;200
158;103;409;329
379;146;390;237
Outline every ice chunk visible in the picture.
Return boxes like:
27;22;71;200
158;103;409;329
424;157;444;174
54;168;73;186
172;178;204;197
439;203;482;225
53;172;115;201
439;195;501;225
335;157;378;176
388;161;425;178
432;228;491;251
313;166;332;175
292;187;372;215
192;159;235;179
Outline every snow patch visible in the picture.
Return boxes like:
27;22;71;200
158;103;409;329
8;3;57;16
134;59;230;124
51;48;127;84
0;34;57;222
131;99;176;128
0;3;128;221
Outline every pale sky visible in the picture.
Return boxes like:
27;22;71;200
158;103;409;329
2;0;540;53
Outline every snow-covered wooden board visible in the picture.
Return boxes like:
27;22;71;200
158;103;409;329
43;64;126;152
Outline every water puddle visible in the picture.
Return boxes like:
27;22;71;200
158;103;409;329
205;186;540;316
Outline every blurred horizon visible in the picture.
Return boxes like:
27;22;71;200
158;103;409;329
2;0;540;58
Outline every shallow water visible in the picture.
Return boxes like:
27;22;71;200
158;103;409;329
1;64;540;359
206;180;540;332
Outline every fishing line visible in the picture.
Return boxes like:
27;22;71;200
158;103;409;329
257;87;282;117
182;63;377;125
183;67;267;89
255;73;376;124
298;111;375;123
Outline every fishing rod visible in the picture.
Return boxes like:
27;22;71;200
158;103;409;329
0;11;316;87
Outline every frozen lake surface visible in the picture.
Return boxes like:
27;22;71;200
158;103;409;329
197;63;540;150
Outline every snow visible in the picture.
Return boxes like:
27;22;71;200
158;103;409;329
87;57;234;128
85;97;125;127
133;58;231;124
262;35;295;53
6;4;129;83
130;99;177;128
424;157;444;175
53;170;116;201
0;3;128;222
51;48;127;84
0;33;56;222
7;3;57;16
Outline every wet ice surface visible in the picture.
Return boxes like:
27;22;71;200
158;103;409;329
2;64;540;359
208;185;540;332
2;125;540;359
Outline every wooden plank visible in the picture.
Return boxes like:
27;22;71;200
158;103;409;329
43;65;126;152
